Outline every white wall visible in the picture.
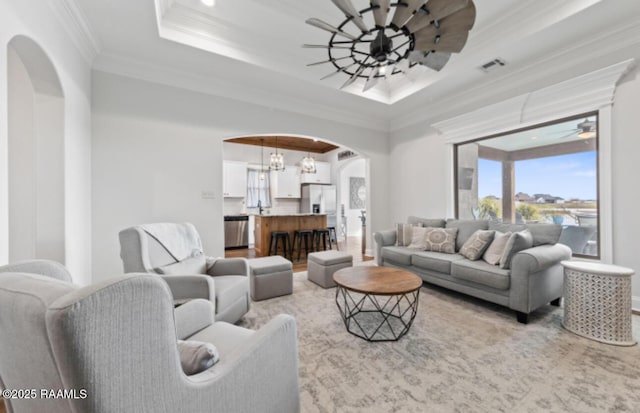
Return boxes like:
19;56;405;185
389;67;640;310
611;67;640;310
0;0;93;284
92;71;390;281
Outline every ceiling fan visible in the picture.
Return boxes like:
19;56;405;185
304;0;476;92
553;118;598;140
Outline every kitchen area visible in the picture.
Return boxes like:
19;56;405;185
222;137;366;261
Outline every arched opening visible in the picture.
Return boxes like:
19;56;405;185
221;135;372;263
6;35;65;263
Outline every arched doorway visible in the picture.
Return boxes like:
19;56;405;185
6;35;65;263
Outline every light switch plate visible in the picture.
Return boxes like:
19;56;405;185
201;190;216;199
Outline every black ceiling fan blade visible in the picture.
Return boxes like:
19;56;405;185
303;44;353;50
306;18;358;40
306;56;353;67
320;62;359;80
391;0;427;29
370;0;391;28
331;0;370;32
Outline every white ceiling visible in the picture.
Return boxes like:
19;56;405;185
75;0;640;130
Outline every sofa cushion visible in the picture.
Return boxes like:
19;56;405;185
155;254;206;275
499;230;534;269
407;217;446;228
451;259;511;290
381;246;414;266
482;231;512;265
489;222;526;234
213;276;249;312
411;251;465;274
459;230;495;261
424;227;458;254
446;219;489;251
526;223;562;246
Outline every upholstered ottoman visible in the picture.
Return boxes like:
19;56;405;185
307;251;353;288
248;256;293;301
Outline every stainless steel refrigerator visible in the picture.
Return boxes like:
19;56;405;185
301;184;337;234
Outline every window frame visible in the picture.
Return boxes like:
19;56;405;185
453;110;600;259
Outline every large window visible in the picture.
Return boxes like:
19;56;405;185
455;113;599;258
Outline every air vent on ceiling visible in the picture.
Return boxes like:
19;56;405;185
338;150;358;161
479;58;507;73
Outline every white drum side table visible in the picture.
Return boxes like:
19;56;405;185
561;261;636;346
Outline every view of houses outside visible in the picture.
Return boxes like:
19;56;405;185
477;151;597;226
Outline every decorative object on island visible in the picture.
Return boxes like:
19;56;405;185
305;0;476;92
269;136;285;171
300;150;317;174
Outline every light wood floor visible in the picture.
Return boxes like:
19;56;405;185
225;236;373;272
0;397;5;413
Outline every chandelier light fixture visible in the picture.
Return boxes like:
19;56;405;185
304;0;476;92
259;138;266;180
576;119;597;139
269;137;285;171
301;151;317;174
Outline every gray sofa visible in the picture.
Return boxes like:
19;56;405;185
374;217;572;323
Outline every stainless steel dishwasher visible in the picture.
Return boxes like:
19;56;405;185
224;215;249;249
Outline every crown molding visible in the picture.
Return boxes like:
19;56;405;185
92;52;388;132
48;0;102;65
390;18;640;132
432;59;635;143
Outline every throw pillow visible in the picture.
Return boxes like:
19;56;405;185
177;340;220;375
155;253;207;275
459;230;495;261
423;227;458;254
397;223;423;246
526;223;563;246
482;231;512;265
407;226;429;249
499;230;534;269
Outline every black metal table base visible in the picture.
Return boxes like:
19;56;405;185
335;286;420;342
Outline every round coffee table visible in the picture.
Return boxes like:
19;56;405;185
333;266;422;342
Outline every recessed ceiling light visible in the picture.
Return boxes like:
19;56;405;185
201;0;215;7
531;136;538;140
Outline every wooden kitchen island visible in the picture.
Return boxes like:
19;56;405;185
254;214;327;257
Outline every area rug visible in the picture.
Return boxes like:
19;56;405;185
239;269;640;413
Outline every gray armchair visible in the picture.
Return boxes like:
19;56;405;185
0;260;300;413
119;222;250;323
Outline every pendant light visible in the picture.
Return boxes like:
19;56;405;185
259;138;266;180
300;150;317;174
269;136;285;171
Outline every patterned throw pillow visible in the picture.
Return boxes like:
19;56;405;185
459;230;495;261
423;227;458;254
482;231;512;265
407;226;429;249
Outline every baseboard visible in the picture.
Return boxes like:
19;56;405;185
633;296;640;314
365;248;374;257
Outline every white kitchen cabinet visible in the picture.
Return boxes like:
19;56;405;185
271;166;301;198
300;161;331;184
223;161;247;198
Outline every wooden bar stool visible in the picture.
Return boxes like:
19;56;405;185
292;229;314;261
269;231;291;260
313;229;332;251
